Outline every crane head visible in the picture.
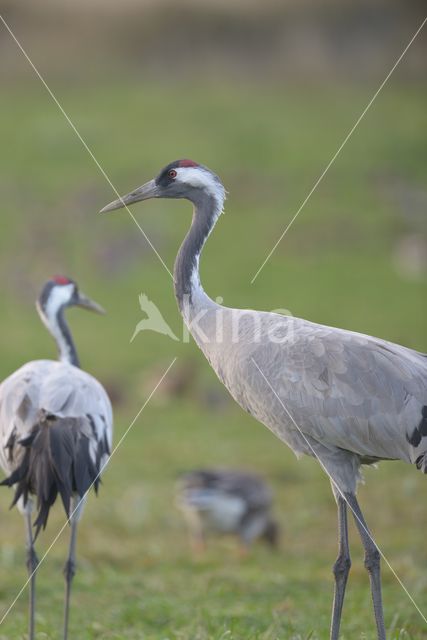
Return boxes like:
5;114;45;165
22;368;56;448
36;276;105;324
100;159;226;213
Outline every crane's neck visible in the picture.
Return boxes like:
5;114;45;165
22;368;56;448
54;309;80;367
38;305;80;368
173;191;223;322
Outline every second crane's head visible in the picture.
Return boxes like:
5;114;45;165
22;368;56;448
100;160;226;215
36;276;105;326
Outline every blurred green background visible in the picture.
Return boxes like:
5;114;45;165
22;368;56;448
0;1;426;638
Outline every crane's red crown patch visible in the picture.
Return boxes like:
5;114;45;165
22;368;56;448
52;275;72;285
178;159;199;168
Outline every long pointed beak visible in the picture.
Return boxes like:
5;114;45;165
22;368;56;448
75;292;105;314
100;179;158;213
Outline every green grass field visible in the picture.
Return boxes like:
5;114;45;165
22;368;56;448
0;79;426;639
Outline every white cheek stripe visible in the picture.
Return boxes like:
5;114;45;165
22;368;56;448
45;284;74;317
175;167;225;204
38;284;75;363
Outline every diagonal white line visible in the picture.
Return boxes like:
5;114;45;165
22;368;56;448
250;357;427;625
0;357;177;627
250;16;427;284
0;14;173;281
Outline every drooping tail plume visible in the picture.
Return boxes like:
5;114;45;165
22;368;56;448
1;410;107;536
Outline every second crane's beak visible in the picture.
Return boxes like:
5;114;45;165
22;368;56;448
100;179;158;213
75;291;105;315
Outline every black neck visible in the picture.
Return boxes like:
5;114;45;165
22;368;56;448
174;193;221;313
56;309;80;368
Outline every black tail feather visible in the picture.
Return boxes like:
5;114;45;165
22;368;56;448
1;412;101;537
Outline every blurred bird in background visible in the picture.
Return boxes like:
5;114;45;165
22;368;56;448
176;469;279;557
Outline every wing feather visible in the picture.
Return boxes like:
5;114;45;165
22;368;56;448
272;322;427;461
225;316;427;464
0;360;112;474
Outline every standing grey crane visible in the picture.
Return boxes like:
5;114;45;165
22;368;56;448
0;276;113;640
176;469;279;555
101;160;427;639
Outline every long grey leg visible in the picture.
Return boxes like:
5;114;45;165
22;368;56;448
25;512;38;640
63;501;79;640
346;492;386;640
330;494;351;640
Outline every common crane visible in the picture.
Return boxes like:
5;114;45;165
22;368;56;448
101;160;427;639
0;276;113;640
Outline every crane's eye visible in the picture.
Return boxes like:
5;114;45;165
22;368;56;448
168;169;177;179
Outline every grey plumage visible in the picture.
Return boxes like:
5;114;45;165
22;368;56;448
0;360;112;529
201;314;427;494
102;159;427;640
0;277;112;640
